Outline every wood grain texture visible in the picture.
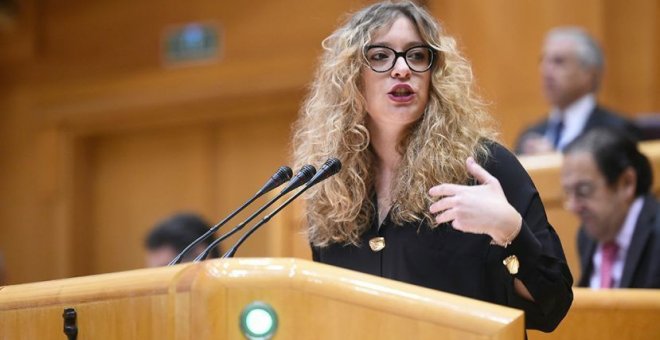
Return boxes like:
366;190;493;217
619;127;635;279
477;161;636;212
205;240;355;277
0;258;524;340
0;0;657;285
528;288;660;340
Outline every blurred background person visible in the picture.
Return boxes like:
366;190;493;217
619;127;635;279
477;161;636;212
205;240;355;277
144;213;220;267
561;127;660;288
515;27;638;155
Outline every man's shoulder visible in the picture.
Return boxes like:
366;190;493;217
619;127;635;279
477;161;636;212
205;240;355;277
644;196;660;231
586;105;640;136
589;106;633;126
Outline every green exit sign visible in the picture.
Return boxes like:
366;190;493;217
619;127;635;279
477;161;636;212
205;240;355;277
163;23;221;66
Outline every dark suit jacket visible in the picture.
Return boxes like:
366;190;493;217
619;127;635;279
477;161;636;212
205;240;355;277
515;106;639;154
577;195;660;288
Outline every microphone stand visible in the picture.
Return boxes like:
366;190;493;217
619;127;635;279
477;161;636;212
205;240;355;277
223;158;342;258
168;166;292;265
194;165;317;262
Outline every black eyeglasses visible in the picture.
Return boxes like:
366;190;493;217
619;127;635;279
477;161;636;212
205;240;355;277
364;45;435;73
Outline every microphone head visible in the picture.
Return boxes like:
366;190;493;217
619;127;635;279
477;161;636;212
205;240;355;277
298;164;317;182
274;166;294;183
306;158;342;187
322;157;342;175
280;164;317;194
257;165;294;197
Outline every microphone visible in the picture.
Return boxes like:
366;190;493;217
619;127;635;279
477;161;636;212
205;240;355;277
194;164;317;262
222;158;342;258
167;166;293;265
305;157;343;187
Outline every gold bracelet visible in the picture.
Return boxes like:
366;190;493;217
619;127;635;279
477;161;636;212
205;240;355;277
491;222;522;248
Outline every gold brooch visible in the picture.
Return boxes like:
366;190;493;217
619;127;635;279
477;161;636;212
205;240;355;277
503;255;519;275
369;237;386;252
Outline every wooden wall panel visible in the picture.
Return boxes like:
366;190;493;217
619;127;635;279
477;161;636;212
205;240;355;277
431;0;658;148
213;112;299;259
31;0;364;82
0;94;70;283
0;0;657;284
600;0;659;113
65;104;301;275
86;124;217;273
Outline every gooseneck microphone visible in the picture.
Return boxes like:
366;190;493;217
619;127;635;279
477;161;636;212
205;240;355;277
194;164;318;262
223;158;342;258
167;166;293;266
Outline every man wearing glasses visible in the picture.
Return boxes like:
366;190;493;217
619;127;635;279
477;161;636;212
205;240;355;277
561;127;660;288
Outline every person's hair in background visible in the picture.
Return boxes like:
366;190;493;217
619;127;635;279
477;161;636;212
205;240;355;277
293;0;496;246
563;127;652;196
144;213;220;267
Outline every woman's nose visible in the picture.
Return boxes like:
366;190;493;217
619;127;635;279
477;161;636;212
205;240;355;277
390;56;411;78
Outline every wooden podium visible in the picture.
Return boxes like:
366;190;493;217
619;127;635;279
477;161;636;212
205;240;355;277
0;258;524;339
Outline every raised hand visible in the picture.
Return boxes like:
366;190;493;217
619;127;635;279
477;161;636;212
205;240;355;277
428;157;522;245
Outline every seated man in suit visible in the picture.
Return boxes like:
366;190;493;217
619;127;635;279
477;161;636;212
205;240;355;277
144;212;220;267
561;127;660;288
515;27;638;155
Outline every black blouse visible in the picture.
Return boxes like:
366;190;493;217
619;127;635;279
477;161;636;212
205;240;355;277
312;142;573;332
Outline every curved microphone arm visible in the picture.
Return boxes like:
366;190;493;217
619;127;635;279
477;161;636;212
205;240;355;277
193;165;317;262
223;158;342;258
167;166;292;265
222;184;307;258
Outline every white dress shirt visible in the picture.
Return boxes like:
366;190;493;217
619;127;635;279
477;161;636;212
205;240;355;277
545;94;596;151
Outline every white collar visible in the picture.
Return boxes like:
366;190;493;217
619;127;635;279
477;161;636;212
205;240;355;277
589;196;644;288
547;94;596;150
615;196;645;251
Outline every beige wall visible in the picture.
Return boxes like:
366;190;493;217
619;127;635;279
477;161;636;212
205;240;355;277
0;0;657;284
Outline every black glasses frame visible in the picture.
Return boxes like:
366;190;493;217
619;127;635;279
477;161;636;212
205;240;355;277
364;44;436;73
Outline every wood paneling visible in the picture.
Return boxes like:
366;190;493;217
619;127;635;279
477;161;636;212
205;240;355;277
0;259;525;340
529;288;660;340
431;0;659;148
600;0;659;113
87;125;217;273
0;0;657;284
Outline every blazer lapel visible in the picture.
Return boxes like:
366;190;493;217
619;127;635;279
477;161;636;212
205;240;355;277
579;233;598;287
582;106;601;131
620;196;657;287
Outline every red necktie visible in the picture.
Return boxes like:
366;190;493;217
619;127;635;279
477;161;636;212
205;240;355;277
600;241;619;288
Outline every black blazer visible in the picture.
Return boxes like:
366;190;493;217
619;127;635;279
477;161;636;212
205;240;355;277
514;106;639;154
577;195;660;288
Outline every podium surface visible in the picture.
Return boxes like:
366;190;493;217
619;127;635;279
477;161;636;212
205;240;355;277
0;258;524;339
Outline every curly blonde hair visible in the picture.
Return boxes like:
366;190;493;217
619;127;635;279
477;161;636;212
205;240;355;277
292;1;497;247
